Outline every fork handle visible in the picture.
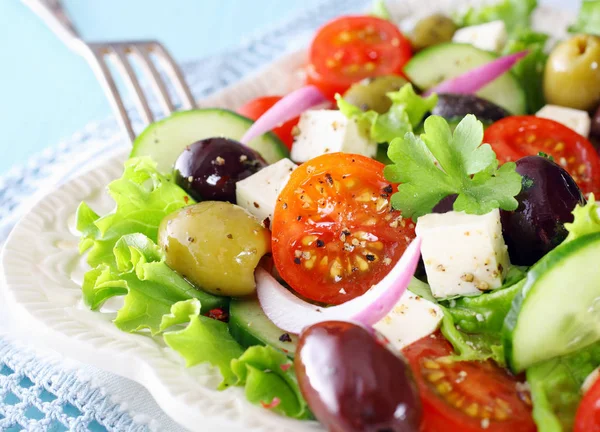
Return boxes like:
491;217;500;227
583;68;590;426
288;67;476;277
22;0;86;52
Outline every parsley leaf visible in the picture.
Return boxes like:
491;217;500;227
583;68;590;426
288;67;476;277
336;83;438;144
384;114;522;220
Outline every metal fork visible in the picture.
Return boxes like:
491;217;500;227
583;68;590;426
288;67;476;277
23;0;197;142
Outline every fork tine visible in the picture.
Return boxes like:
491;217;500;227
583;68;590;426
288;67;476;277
85;45;136;142
150;43;196;110
130;43;175;115
109;44;154;125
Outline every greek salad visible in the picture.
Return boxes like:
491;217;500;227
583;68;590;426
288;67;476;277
76;0;600;430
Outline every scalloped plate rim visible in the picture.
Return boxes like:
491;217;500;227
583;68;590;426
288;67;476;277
0;2;575;431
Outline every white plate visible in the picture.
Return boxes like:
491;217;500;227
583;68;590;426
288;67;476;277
0;1;574;431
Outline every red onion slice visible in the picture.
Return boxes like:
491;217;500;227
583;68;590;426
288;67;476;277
256;237;422;334
423;51;529;97
240;85;327;145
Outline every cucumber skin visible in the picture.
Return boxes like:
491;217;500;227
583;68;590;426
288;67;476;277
228;299;298;358
503;233;600;372
130;109;289;171
229;313;265;348
404;42;527;115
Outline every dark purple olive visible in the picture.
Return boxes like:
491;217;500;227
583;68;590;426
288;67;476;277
295;321;422;432
173;138;267;203
590;104;600;147
432;94;509;123
432;194;458;213
500;155;585;266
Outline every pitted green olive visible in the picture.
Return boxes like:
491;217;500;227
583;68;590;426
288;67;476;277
158;201;270;297
544;34;600;111
410;14;457;51
342;75;408;113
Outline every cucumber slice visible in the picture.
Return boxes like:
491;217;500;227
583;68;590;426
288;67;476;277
229;298;298;357
503;233;600;372
404;43;527;115
130;109;289;173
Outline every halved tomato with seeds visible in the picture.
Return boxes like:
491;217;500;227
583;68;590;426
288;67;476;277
484;116;600;196
306;16;412;100
402;333;536;432
271;153;415;305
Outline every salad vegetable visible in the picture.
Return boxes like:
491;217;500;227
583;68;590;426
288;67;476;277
455;0;537;34
384;114;522;220
423;50;528;97
73;1;600;430
256;236;420;334
337;83;437;144
240;86;327;145
238;96;300;150
569;0;600;35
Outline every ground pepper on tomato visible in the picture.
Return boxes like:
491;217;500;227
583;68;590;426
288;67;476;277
271;153;415;305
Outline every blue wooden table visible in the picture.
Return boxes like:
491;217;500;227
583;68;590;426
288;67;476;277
0;0;320;175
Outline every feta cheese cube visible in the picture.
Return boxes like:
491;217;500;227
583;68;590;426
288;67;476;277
291;110;377;163
452;20;508;52
374;289;443;351
536;104;591;137
235;158;297;223
415;209;510;299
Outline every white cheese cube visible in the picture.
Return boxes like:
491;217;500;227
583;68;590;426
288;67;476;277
452;20;508;52
536;104;591;137
374;289;443;351
291;110;377;163
415;209;510;299
235;158;297;223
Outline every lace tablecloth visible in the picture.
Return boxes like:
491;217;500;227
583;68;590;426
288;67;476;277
0;1;368;430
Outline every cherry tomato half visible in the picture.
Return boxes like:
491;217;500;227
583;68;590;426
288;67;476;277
484;116;600;196
575;374;600;432
306;16;412;100
402;333;536;432
271;153;415;305
238;96;299;150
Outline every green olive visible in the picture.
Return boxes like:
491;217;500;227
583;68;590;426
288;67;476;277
158;201;271;297
342;75;409;113
544;34;600;111
410;14;457;51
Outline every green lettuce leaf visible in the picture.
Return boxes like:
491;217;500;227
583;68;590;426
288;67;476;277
528;341;600;431
384;114;522;220
569;0;600;35
336;83;438;144
440;306;506;365
82;233;228;333
77;157;192;269
164;307;244;390
442;278;525;335
564;194;600;243
160;298;201;331
456;0;538;34
503;29;549;113
371;0;391;20
231;346;311;419
408;276;526;365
